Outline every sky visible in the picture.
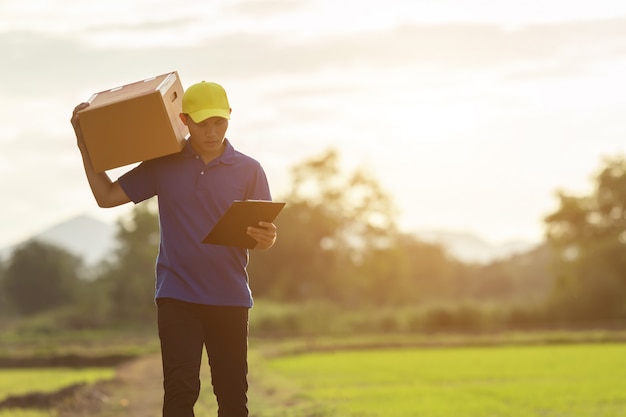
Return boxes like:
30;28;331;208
1;0;626;249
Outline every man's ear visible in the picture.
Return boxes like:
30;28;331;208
179;113;189;125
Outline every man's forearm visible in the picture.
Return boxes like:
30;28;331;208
79;149;120;208
72;102;131;209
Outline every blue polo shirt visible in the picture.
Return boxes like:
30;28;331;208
118;139;271;308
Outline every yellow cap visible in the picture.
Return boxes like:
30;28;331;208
182;81;231;123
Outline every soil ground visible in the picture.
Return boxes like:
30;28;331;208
57;353;164;417
0;354;164;417
1;348;293;417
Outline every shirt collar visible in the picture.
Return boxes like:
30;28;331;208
181;138;236;165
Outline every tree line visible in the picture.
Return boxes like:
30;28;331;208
1;150;625;332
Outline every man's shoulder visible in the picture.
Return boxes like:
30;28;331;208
226;142;262;168
233;149;261;165
144;148;187;167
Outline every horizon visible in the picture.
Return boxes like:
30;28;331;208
0;212;539;267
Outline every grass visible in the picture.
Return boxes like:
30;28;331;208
0;367;115;400
266;343;626;417
0;367;116;417
0;326;160;360
3;327;626;417
194;349;327;417
0;410;55;417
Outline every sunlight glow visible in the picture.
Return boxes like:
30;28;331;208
1;0;626;248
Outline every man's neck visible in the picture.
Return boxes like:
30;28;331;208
191;141;226;164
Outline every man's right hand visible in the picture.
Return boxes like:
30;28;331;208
71;102;90;154
70;102;132;208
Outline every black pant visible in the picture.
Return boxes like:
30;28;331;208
157;298;249;417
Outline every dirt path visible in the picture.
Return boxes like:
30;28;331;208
106;353;164;417
58;354;164;417
54;350;307;417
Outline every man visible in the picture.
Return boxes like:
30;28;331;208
71;80;277;417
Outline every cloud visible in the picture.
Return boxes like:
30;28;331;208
2;11;626;248
324;17;626;73
2;15;625;99
224;0;311;17
0;31;121;96
84;17;200;33
0;127;88;237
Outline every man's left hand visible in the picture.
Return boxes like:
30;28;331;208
247;221;277;250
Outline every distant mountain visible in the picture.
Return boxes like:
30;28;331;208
0;215;538;266
413;229;538;264
1;215;118;265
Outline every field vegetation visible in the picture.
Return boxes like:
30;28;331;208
1;151;626;415
3;329;626;417
266;343;626;417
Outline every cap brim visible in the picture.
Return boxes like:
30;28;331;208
189;108;231;123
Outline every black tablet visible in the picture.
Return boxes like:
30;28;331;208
202;200;286;248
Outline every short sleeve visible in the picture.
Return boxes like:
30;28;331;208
245;162;272;201
118;161;158;204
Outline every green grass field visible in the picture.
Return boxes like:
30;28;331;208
0;367;114;400
266;343;626;417
0;367;115;417
2;341;626;417
0;411;53;417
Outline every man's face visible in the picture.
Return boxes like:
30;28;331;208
185;115;229;156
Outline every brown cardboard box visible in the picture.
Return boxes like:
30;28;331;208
78;71;189;172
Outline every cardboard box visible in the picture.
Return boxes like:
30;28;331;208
78;71;189;172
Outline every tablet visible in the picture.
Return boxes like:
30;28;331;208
202;200;286;248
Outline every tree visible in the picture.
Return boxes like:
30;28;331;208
0;258;7;314
287;149;398;254
97;200;160;323
249;149;400;302
2;240;82;315
544;156;626;321
464;244;553;303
